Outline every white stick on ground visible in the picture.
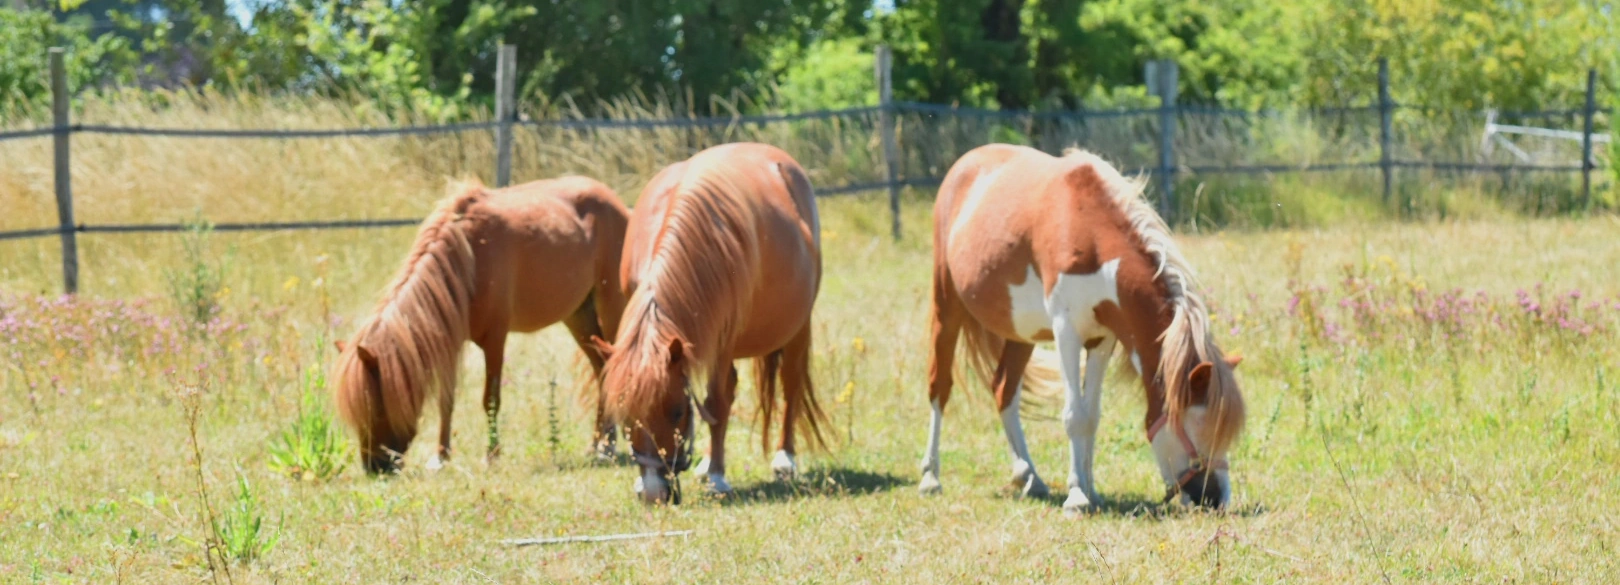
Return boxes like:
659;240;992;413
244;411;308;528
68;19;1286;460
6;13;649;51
501;530;693;547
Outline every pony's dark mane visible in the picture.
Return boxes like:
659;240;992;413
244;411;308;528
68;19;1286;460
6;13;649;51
333;180;480;443
604;161;755;425
1062;148;1246;455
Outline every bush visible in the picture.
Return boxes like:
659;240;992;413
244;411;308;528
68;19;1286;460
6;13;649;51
213;476;279;563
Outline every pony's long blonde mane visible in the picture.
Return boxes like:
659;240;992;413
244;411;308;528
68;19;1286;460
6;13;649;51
1063;148;1245;455
333;180;480;443
604;161;755;426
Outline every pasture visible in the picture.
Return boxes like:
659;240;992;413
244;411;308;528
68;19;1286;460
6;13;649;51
2;100;1619;581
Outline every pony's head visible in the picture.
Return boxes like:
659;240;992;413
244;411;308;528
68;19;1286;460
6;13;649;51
596;333;702;504
1151;345;1246;509
332;336;423;475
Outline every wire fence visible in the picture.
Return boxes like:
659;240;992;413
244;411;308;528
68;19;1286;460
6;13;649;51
0;49;1610;294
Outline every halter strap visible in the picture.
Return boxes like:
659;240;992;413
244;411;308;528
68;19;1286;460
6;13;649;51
1147;413;1228;503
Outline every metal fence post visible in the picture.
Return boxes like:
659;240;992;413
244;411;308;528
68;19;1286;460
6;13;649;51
875;45;901;240
50;48;79;295
1378;57;1394;210
1149;60;1178;222
494;44;517;187
1582;69;1597;212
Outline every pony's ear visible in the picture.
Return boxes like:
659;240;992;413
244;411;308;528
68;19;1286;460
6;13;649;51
333;340;348;354
665;337;686;368
1224;353;1244;369
1188;361;1215;396
355;343;379;366
588;335;615;360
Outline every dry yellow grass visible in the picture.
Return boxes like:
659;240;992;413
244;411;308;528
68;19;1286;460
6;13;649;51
1;95;1618;582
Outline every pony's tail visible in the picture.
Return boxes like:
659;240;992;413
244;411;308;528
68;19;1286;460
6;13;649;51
959;320;1059;416
755;337;830;454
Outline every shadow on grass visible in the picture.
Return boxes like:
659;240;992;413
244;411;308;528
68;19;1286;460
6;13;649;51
712;467;908;505
996;488;1269;520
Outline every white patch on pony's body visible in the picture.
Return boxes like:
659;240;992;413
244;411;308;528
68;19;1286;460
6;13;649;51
1007;265;1051;340
1130;351;1143;376
1044;259;1121;339
947;167;1007;244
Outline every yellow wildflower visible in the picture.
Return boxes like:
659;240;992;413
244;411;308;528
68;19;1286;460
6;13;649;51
852;337;867;354
283;276;300;291
836;381;855;404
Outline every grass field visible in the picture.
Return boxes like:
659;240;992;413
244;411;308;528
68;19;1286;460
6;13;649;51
2;93;1619;582
3;189;1620;582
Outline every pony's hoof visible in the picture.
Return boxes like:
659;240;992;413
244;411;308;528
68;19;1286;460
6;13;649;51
691;456;711;477
707;474;733;496
425;455;446;471
770;450;797;480
1022;474;1050;499
918;471;943;495
1062;488;1096;513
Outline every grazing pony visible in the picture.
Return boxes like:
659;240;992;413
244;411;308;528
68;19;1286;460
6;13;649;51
923;144;1246;510
596;143;826;504
333;176;629;474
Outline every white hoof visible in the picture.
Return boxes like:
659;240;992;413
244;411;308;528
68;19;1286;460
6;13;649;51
425;455;445;471
918;471;943;495
770;450;797;479
707;474;733;496
691;456;711;477
1062;487;1096;513
1022;474;1050;499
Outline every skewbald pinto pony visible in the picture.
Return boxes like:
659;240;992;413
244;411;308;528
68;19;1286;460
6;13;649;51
924;144;1245;510
333;176;629;474
597;142;827;504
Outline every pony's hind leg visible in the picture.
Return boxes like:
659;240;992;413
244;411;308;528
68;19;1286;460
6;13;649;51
477;332;508;464
774;325;817;480
563;301;616;460
920;277;965;495
993;341;1049;498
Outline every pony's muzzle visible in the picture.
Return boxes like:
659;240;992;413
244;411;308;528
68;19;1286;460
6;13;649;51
634;468;673;504
364;452;400;475
1180;469;1227;509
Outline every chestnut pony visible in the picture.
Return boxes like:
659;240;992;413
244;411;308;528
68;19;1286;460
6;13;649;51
923;145;1246;510
333;177;629;474
597;143;826;504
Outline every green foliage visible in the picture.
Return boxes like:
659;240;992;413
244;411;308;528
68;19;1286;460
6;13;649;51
770;37;876;111
212;476;279;564
268;366;349;482
0;8;136;117
0;0;1612;118
163;213;230;328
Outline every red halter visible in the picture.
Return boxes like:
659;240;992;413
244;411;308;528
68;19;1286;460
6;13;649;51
1147;412;1228;503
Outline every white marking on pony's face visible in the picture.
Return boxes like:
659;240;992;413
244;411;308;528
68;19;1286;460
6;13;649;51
1007;265;1050;340
1044;259;1122;341
636;468;670;503
1149;405;1230;507
946;167;1006;244
1130;351;1143;376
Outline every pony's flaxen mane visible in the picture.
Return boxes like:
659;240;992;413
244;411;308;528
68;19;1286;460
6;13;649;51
1063;148;1245;455
604;161;756;426
333;180;480;443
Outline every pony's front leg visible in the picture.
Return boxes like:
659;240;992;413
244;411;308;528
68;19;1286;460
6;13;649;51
478;333;507;465
1058;325;1113;512
700;364;738;495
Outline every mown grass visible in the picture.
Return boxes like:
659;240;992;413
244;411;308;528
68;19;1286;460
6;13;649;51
2;94;1619;582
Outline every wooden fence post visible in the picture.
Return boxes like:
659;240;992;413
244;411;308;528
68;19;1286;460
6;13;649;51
1582;69;1597;212
1378;57;1394;210
50;47;79;295
494;44;517;187
1148;60;1178;222
875;45;901;240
